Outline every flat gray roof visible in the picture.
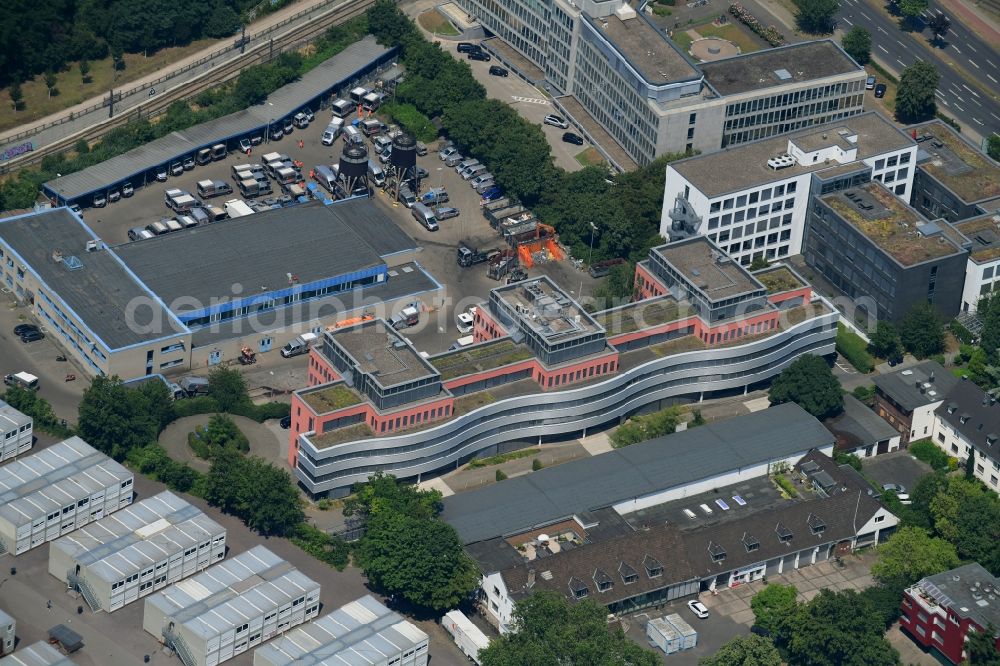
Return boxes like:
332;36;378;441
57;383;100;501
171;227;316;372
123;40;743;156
0;208;182;349
331;319;438;388
653;237;764;301
0;641;77;665
43;37;393;202
0;399;32;432
671;112;914;197
441;403;834;544
583;13;700;85
253;595;428;666
50;491;225;585
918;563;1000;632
493;276;603;344
115;201;392;312
700;40;862;96
826;394;898;449
0;437;132;529
872;360;956;411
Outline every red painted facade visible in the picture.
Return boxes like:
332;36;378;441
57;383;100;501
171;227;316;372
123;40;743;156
901;587;1000;664
634;263;667;301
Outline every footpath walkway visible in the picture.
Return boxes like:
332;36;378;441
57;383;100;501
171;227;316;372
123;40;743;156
0;0;329;148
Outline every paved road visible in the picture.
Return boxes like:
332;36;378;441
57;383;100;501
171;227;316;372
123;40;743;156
836;0;1000;142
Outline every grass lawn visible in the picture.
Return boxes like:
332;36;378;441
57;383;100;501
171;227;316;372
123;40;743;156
694;22;763;53
865;65;898;118
671;31;695;53
418;9;460;36
574;147;605;167
0;39;215;134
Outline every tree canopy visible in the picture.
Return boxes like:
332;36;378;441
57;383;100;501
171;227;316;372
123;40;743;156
899;302;945;358
794;0;840;33
895;61;941;124
841;27;872;65
204;449;304;536
699;634;782;666
784;589;901;666
966;623;1000;665
750;583;799;644
479;590;660;666
868;321;903;361
78;375;159;459
768;354;844;418
871;526;960;590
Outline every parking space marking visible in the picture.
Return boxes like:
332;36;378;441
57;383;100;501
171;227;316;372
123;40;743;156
511;96;550;105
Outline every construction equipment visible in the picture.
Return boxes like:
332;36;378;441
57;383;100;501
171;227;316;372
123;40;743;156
508;222;562;268
487;249;518;280
238;346;257;365
326;311;374;332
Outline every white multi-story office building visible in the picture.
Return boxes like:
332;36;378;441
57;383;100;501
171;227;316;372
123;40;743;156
661;112;917;266
0;437;133;556
458;0;867;167
0;401;32;463
252;595;429;666
143;546;321;666
48;491;226;613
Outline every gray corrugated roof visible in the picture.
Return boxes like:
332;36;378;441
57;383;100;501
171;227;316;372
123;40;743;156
0;640;78;665
114;201;388;309
252;595;428;665
0;400;32;431
826;394;898;448
441;403;833;544
0;209;183;349
44;37;393;202
872;360;957;411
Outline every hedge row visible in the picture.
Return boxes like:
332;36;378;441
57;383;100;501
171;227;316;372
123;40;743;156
837;323;874;373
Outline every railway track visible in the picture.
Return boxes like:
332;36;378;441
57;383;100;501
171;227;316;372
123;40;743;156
3;0;374;175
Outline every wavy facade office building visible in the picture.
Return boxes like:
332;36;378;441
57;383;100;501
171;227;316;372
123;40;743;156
288;237;838;497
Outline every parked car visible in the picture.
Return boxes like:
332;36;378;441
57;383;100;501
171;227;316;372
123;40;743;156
122;182;134;197
456;310;475;334
182;155;196;170
882;483;910;503
874;84;887;98
13;324;38;336
866;75;876;90
280;415;292;429
468;50;491;62
415;142;428;156
155;166;168;182
544;114;569;129
20;330;45;343
270;126;284;141
435;206;460;220
93;192;107;208
489;65;509;77
457;42;480;54
687;600;709;619
481;186;503;201
562;131;584;145
169;162;184;177
440;146;459;161
301;108;314;122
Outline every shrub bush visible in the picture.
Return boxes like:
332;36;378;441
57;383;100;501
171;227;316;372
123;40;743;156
380;102;437;143
837;324;874;373
950;320;974;344
909;439;951;471
290;523;350;570
773;474;798;497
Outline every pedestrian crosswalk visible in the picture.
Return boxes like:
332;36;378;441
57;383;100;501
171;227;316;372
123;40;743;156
511;96;550;105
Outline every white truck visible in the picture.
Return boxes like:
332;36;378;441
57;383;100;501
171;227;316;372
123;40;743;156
442;610;489;665
280;332;318;358
223;199;255;218
391;304;420;330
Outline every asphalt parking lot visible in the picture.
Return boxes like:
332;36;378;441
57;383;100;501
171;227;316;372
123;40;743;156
621;599;746;665
0;473;473;666
862;450;934;495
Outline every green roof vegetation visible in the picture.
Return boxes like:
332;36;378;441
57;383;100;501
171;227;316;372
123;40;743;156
921;124;1000;203
755;266;804;294
430;340;536;380
312;423;374;449
594;298;694;335
301;384;363;414
650;335;707;356
453;391;496;416
955;216;1000;262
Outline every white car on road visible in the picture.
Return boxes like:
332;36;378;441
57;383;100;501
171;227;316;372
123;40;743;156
543;114;569;129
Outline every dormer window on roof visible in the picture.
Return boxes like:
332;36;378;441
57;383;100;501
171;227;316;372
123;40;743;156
618;561;639;584
807;513;826;535
569;577;588;599
643;554;663;578
708;541;727;563
593;568;613;592
776;522;793;543
742;532;760;553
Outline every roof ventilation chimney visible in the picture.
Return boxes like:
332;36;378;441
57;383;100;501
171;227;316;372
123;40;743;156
527;569;536;588
929;371;935;382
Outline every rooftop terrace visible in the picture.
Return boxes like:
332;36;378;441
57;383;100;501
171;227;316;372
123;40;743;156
700;40;862;96
955;213;1000;263
584;12;700;86
914;122;1000;204
593;297;695;336
299;383;364;414
330;319;438;387
822;182;961;266
429;339;536;380
654;237;765;300
493;276;604;343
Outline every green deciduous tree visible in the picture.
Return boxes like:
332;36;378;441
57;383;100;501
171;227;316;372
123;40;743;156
699;634;781;666
895;61;941;123
44;71;58;98
841;27;872;65
794;0;840;33
78;375;159;459
751;583;799;644
354;510;479;611
343;472;442;520
928;14;951;44
898;0;929;21
871;526;960;590
79;59;90;83
989;135;1000;162
204;450;304;536
785;589;901;666
930;477;1000;572
611;405;684;448
207;366;251;412
479;590;660;666
966;623;1000;665
899;301;945;358
9;79;23;111
768;354;844;418
869;321;903;360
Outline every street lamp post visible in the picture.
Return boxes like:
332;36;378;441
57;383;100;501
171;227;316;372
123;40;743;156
580;222;597;299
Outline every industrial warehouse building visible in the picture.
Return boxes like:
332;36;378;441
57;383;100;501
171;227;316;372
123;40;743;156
252;595;429;666
143;546;321;666
0;400;32;463
48;491;226;612
0;200;439;380
0;642;76;666
0;609;12;656
0;438;133;556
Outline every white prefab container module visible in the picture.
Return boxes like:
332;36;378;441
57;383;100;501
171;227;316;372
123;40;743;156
143;546;321;666
442;610;489;665
48;491;226;613
0;641;77;665
0;437;133;556
646;616;682;654
0;609;13;656
0;400;32;462
664;613;697;650
253;595;429;666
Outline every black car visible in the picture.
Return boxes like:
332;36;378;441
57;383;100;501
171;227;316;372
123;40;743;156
489;65;509;77
457;42;480;54
20;330;44;343
874;83;887;98
562;131;584;145
13;324;38;336
279;415;292;429
468;51;491;62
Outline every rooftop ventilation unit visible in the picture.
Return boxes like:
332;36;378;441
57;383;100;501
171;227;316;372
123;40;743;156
774;68;792;80
767;154;796;170
63;255;84;271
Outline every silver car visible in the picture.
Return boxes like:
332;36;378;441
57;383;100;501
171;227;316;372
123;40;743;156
435;206;460;220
